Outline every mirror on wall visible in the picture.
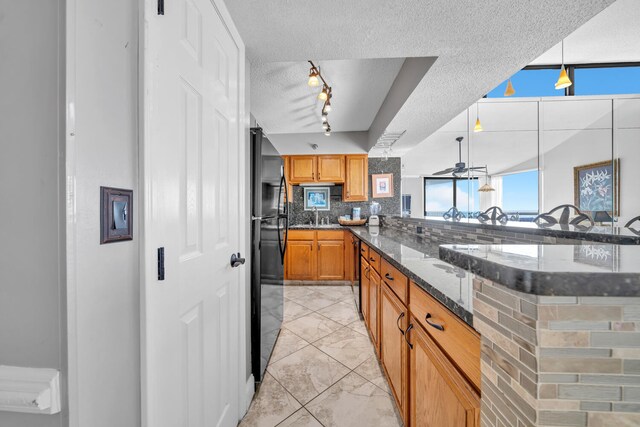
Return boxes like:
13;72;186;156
401;95;640;228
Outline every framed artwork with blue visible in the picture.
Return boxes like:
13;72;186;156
573;159;620;217
303;187;330;211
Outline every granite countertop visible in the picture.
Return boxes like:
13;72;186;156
347;226;475;327
440;244;640;297
407;216;640;245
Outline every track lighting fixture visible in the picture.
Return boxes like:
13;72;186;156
307;60;335;132
555;40;572;90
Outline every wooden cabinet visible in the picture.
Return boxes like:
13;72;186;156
317;155;345;182
360;258;370;323
286;240;316;280
380;283;409;424
289;156;316;183
284;230;345;280
317;239;345;280
344;155;368;201
368;269;380;353
409;317;480;427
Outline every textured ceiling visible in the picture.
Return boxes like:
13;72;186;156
227;0;616;153
251;58;404;134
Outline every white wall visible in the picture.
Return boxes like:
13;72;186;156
403;95;640;224
66;0;140;425
0;1;66;426
268;131;368;154
401;177;424;218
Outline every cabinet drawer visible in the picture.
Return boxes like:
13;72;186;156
381;259;409;305
368;250;381;273
409;281;481;390
287;230;316;240
317;230;344;240
360;242;369;259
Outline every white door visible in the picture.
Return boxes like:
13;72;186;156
142;0;245;426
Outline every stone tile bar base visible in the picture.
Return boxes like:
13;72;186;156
474;276;640;427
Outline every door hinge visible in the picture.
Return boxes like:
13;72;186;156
158;0;164;15
157;247;165;280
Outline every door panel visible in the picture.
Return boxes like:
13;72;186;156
317;155;345;182
289;156;316;182
143;0;243;425
410;318;480;427
369;269;380;351
344;155;368;201
380;284;408;424
286;240;315;280
317;240;345;280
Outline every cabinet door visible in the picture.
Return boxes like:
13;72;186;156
368;269;380;352
317;240;345;280
317;155;345;182
289;156;316;183
410;317;480;427
286;240;316;280
344;155;368;201
360;258;370;322
282;156;293;202
380;284;408;424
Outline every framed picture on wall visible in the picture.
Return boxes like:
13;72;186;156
372;173;394;198
573;159;620;217
303;187;330;211
100;186;133;244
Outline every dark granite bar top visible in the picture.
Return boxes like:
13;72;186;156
402;216;640;245
347;226;475;328
440;244;640;297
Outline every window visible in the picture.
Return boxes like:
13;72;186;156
574;66;640;95
486;68;564;98
424;178;478;217
500;170;539;221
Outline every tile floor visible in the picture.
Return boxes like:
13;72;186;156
239;285;403;427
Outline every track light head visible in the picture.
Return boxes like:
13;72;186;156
318;85;329;101
308;67;320;87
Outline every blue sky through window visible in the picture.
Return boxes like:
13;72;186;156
501;170;538;213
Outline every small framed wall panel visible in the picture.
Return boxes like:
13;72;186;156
100;186;133;244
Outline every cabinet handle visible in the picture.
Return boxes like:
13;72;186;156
370;256;375;261
385;273;394;281
396;312;405;335
404;324;414;349
318;242;321;251
425;313;445;331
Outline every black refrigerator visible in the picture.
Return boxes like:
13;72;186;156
250;127;288;383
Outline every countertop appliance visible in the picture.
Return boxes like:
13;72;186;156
369;201;381;226
250;127;288;383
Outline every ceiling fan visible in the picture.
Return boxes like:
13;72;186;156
433;136;486;177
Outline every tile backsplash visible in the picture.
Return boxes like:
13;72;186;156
288;157;401;225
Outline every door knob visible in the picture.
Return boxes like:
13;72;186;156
230;253;245;268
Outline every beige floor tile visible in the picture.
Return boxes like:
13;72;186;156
277;408;323;427
269;329;309;365
267;345;350;405
283;312;343;342
306;372;403;427
291;291;342;311
239;372;301;427
314;285;354;298
354;355;391;394
284;286;314;301
283;299;313;322
344;319;368;336
316;301;360;326
313;327;376;369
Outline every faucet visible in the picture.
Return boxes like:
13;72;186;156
313;207;319;227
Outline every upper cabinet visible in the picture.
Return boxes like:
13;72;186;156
288;155;316;183
344;154;368;201
317;155;345;182
282;154;369;202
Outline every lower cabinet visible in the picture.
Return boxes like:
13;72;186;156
317;239;345;280
380;283;409;424
285;239;315;280
368;269;380;353
409;317;480;427
360;258;370;323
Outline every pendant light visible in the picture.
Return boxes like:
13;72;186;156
318;85;330;101
473;103;483;132
555;40;572;90
504;79;515;96
308;66;320;87
478;167;495;192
